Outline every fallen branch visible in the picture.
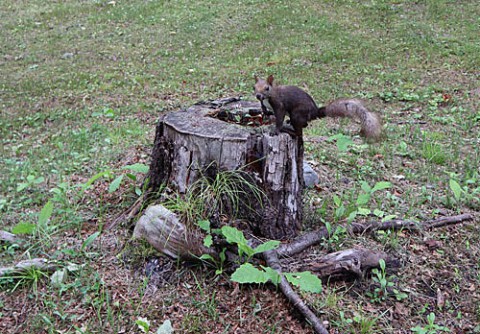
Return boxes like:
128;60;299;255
0;230;19;243
304;248;391;279
0;258;58;277
424;213;474;229
263;250;329;334
278;213;473;257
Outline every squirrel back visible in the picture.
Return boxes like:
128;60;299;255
254;75;382;140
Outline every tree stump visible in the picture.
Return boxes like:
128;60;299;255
146;98;303;240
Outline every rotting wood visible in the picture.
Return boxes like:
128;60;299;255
302;248;389;279
0;230;19;243
130;99;304;240
0;258;58;277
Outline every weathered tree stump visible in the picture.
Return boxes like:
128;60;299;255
145;98;303;240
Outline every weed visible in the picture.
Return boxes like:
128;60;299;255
411;312;451;334
368;259;407;303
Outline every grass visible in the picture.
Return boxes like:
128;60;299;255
1;0;479;333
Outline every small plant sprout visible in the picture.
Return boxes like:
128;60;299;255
369;259;407;302
411;312;451;334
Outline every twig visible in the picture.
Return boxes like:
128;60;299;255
263;250;329;334
106;193;146;229
278;213;473;257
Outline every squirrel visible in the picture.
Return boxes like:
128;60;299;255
254;75;382;140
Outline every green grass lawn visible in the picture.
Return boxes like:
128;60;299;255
1;1;479;333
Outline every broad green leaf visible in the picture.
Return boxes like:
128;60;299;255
372;181;392;193
237;243;255;258
347;210;358;223
126;173;137;181
360;181;372;193
16;182;29;192
136;318;150;333
203;235;213;248
381;214;397;222
449;179;463;201
334;134;354;152
357;207;371;215
197;220;211;232
82;231;100;251
157;320;174;334
221;226;248;246
108;175;124;193
356;193;371;206
284;271;322;293
261;265;281;285
333;195;342;207
373;209;385;217
253;240;280;254
38;201;54;227
33;176;45;184
12;222;36;235
122;163;149;173
231;263;280;284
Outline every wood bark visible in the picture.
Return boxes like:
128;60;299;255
144;98;304;240
0;258;58;277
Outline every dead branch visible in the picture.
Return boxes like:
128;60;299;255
0;230;19;243
278;213;473;257
304;248;389;279
424;213;474;229
263;250;328;334
0;258;58;277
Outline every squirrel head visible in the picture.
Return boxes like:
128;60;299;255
254;75;275;101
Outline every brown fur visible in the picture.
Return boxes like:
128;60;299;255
254;75;382;140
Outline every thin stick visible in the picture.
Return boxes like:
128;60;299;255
263;250;329;334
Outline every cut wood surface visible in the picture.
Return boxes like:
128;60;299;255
145;98;304;239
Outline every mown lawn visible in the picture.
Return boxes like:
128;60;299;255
1;1;479;333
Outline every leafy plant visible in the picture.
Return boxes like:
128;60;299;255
221;225;280;261
411;312;451;334
323;221;347;251
82;163;149;195
369;259;407;302
348;181;392;223
0;266;49;293
16;174;45;192
219;226;321;293
329;133;354;152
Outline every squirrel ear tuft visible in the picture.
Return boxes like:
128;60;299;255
267;75;274;85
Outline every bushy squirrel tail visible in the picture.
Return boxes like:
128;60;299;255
314;99;382;140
